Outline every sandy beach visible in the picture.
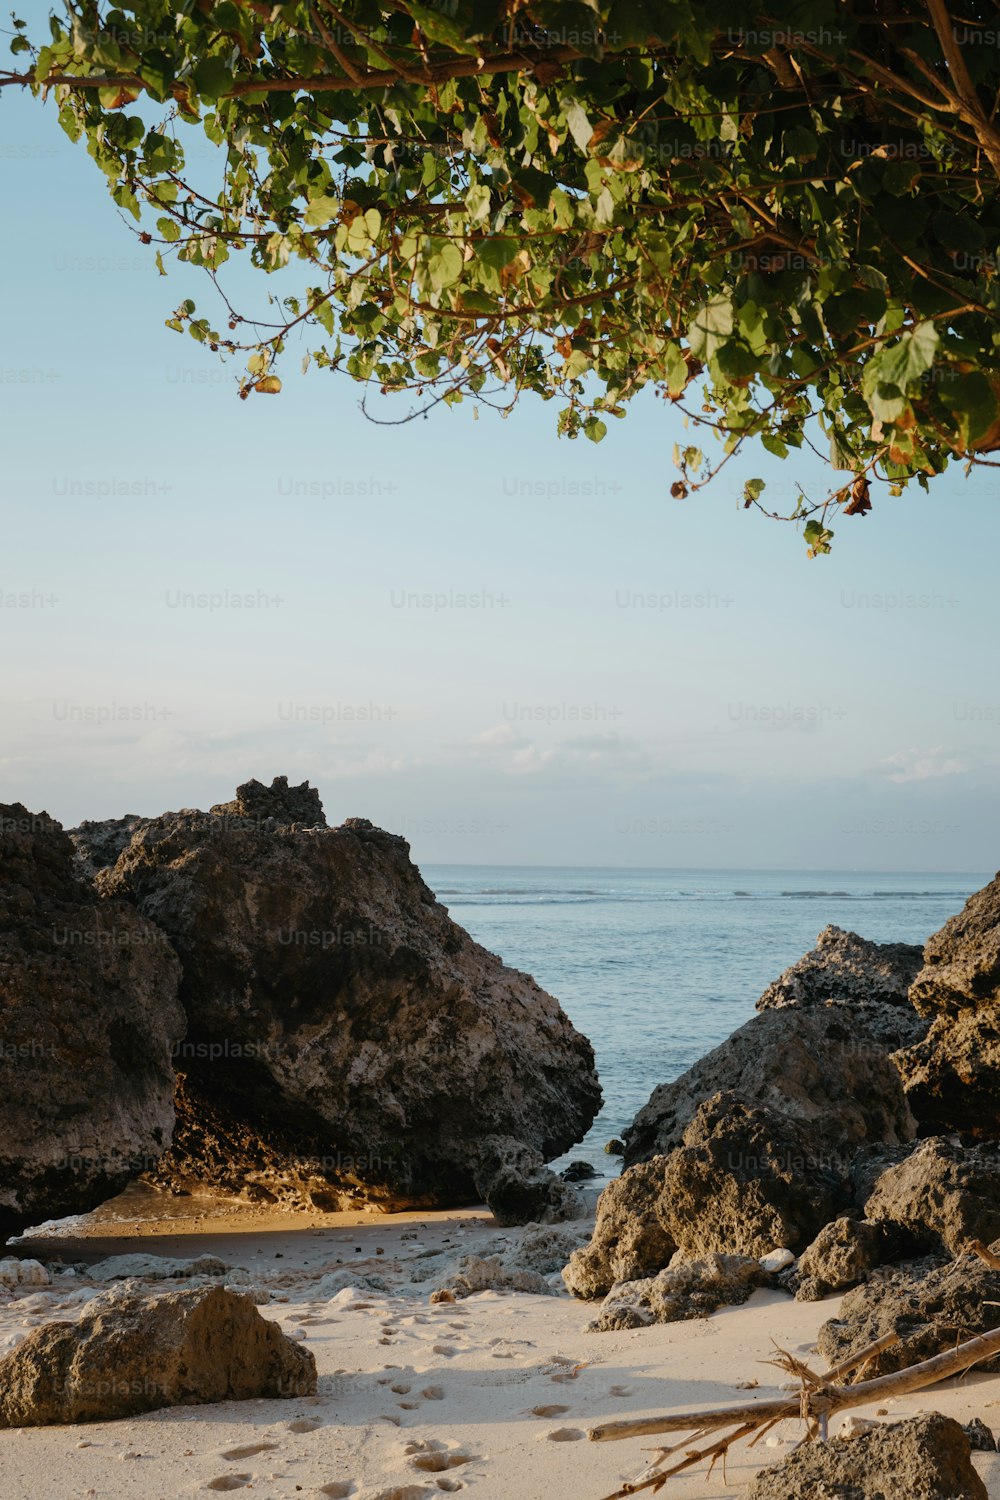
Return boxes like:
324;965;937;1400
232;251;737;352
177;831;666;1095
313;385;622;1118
2;1193;1000;1500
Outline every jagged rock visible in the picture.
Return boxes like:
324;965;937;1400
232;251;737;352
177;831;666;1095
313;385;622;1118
473;1137;586;1227
480;1223;592;1275
565;1093;848;1298
142;1073;371;1212
896;872;1000;1135
209;775;327;828
82;790;599;1210
757;924;924;1016
785;1217;891;1301
0;804;184;1244
88;1253;230;1282
965;1417;998;1452
624;1005;915;1168
590;1253;766;1331
744;1415;986;1500
863;1137;1000;1255
0;1285;316;1426
562;1158;678;1298
604;1138;625;1155
818;1252;1000;1376
658;1093;849;1259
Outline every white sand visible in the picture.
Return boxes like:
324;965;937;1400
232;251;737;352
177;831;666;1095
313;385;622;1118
3;1199;1000;1500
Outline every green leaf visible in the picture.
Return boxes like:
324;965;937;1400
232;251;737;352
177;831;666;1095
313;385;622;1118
688;297;734;360
584;416;607;442
192;56;234;103
138;49;174;102
563;99;593;154
304;195;340;228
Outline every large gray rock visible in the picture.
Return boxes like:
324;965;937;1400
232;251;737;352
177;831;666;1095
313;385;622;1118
0;803;184;1243
896;871;1000;1135
624;1004;915;1168
757;923;924;1018
744;1415;986;1500
864;1137;1000;1255
817;1252;1000;1377
565;1093;848;1298
0;1285;315;1426
78;786;600;1210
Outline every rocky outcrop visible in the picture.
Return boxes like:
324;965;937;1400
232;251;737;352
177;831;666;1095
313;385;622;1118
0;804;184;1243
745;1415;986;1500
785;1217;892;1301
0;1285;315;1426
565;1092;847;1297
79;786;599;1210
623;1004;916;1168
472;1137;585;1227
590;1253;766;1331
209;775;327;828
818;1253;1000;1377
896;872;1000;1135
757;924;924;1018
863;1137;1000;1255
562;1158;678;1298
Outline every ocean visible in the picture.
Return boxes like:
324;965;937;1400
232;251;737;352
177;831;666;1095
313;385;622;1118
424;866;990;1181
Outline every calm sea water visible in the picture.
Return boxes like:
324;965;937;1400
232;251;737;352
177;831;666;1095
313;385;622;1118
424;866;989;1180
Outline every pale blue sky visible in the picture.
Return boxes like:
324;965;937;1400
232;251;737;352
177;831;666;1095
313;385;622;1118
2;86;997;870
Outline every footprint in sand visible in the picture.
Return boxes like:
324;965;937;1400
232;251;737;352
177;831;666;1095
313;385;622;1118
220;1442;278;1461
434;1481;464;1493
608;1385;632;1398
543;1429;585;1442
530;1405;570;1418
205;1477;252;1491
431;1343;458;1357
390;1383;412;1394
420;1385;445;1400
287;1417;324;1433
316;1484;355;1498
409;1449;477;1474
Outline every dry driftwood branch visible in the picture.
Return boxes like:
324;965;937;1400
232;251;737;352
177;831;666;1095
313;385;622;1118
591;1322;1000;1498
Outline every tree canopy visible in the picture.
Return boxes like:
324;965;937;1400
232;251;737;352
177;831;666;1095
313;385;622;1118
8;1;1000;550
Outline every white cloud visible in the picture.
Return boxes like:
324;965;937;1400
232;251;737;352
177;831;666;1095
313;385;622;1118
881;747;968;784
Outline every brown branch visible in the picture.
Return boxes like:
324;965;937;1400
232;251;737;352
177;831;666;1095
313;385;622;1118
923;0;1000;180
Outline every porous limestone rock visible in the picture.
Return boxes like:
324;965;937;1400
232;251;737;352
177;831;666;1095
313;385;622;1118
785;1216;891;1301
818;1253;1000;1376
757;923;924;1019
896;872;1000;1134
863;1136;1000;1255
0;1285;316;1426
590;1253;766;1331
75;786;600;1210
565;1093;848;1298
87;1253;230;1282
624;1004;915;1168
0;803;184;1243
744;1415;986;1500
